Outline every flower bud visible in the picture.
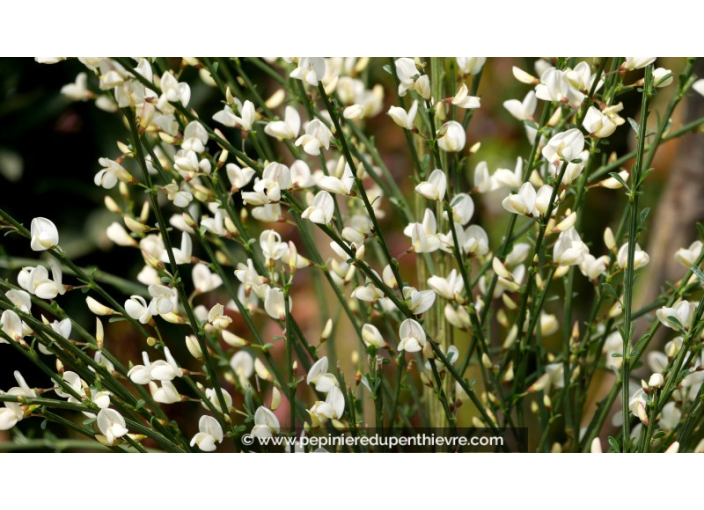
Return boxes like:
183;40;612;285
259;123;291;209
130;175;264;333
271;386;282;411
321;318;333;340
414;75;431;100
86;297;114;316
604;227;616;251
124;216;149;234
528;373;550;393
222;330;247;347
648;373;664;388
185;335;203;360
492;257;511;279
343;104;365;120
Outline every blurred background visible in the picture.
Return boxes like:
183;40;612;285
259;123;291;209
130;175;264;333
1;57;700;450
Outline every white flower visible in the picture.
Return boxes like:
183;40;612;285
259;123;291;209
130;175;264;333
1;310;24;343
174;150;211;177
214;100;256;132
125;295;152;324
445;193;474;225
182;121;209;153
553;229;587;266
302;191;335;224
617;243;650;270
318;162;355;195
5;289;31;313
264;106;301;140
428;269;464;301
97;408;128;445
230;351;254;381
622;58;656;71
502;182;538;216
158;72;190;111
675;241;702;268
535;69;584;107
656;301;697;330
542;128;585;165
207;303;232;330
23;262;65;299
190;415;224;451
398;318;427;353
451;84;480;109
404;209;441;253
660;402;681;431
290;57;326;86
192;264;222;294
308;386;345;426
290;160;314;188
61;72;91;101
203;388;233;413
351;282;385;303
579;254;609;280
148;284;177;315
251;406;280;438
503;91;537;121
30;217;59;251
150;380;181;404
394;58;419;96
264;287;289;320
94;158;133;189
235;259;265;293
583;106;617;138
463;225;489;256
653;68;673;88
473;161;493;193
361;324;386;348
260;230;287;262
295;119;332;156
306;356;339;393
493;157;523;190
437;121;466;152
415;169;447;201
388;100;418;130
164;183;193;208
456;57;486;75
404;287;436;315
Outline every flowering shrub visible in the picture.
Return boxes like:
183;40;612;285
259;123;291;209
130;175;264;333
2;57;704;452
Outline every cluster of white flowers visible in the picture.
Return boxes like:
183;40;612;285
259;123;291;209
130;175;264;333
2;57;704;453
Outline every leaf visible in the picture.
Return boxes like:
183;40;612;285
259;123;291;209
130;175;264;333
135;399;145;410
608;436;621;453
601;282;620;301
360;374;372;393
694;224;704;245
691;266;704;283
627;118;640;137
382;64;392;75
638;167;655;185
666;315;685;332
451;195;464;207
639;207;651;225
608;171;630;191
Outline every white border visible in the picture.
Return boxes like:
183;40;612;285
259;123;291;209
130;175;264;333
0;2;700;55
